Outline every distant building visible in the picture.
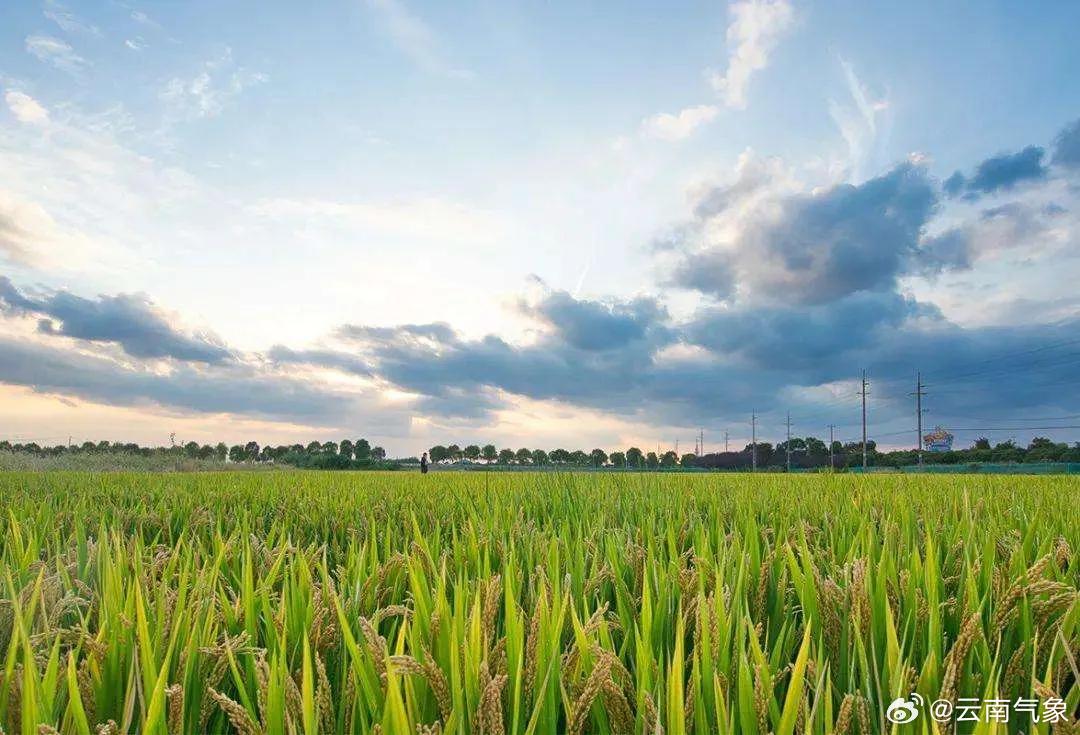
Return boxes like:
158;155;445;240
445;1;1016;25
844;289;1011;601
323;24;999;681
923;426;954;452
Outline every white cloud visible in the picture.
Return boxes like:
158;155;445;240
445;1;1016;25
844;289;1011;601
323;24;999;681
640;105;719;141
160;48;267;119
4;91;50;125
365;0;473;79
708;0;794;109
125;38;146;52
0;190;66;265
25;35;88;75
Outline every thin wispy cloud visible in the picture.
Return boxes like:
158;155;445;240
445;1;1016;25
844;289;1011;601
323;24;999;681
365;0;473;79
828;57;890;181
708;0;794;109
25;35;88;75
43;1;101;36
160;48;267;120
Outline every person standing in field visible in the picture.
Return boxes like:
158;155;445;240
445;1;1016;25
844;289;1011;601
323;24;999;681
420;452;429;474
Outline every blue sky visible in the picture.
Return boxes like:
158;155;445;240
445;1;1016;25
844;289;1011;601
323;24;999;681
2;0;1079;454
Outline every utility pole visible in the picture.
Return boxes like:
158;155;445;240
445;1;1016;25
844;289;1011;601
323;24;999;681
909;372;927;467
785;411;792;472
858;370;870;469
751;413;757;472
828;424;835;471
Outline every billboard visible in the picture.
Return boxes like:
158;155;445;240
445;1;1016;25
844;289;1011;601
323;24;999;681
923;426;954;452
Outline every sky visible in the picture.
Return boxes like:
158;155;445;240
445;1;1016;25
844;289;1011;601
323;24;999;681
1;0;1080;455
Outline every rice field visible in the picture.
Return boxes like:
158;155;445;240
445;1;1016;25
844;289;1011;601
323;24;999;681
0;471;1077;734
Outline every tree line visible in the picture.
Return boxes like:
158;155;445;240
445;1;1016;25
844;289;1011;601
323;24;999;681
3;434;1076;472
0;438;390;470
429;435;1080;470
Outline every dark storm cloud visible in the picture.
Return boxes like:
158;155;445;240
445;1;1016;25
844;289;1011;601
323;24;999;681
0;335;406;432
1051;117;1080;170
0;277;232;364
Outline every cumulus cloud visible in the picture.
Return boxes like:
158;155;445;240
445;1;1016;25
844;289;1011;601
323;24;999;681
708;0;794;109
523;290;670;351
1052;117;1080;170
5;90;50;124
945;145;1048;198
640;105;719;141
0;277;233;364
672;161;938;305
329;287;1080;429
25;35;87;75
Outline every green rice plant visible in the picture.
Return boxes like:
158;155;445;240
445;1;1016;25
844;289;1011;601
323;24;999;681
0;471;1076;733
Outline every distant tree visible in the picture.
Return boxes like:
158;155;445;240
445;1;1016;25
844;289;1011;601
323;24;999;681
589;448;608;467
354;439;372;461
680;453;696;467
569;450;588;465
498;448;515;464
321;441;338;456
660;450;678;467
214;442;227;461
549;449;570;464
609;451;626;467
464;445;481;461
532;449;548;466
973;437;991;450
429;445;449;463
481;444;498;462
625;447;643;468
447;444;462;462
805;437;827;457
515;448;532;465
306;441;322;454
339;439;354;459
198;444;215;460
372;446;386;460
645;452;659;469
244;441;260;461
228;445;245;463
183;441;200;458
